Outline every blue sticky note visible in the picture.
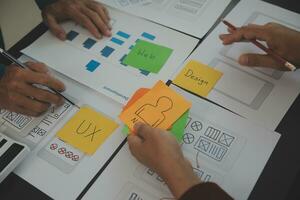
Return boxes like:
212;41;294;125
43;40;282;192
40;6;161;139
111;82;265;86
66;30;79;41
86;60;100;72
116;31;130;39
111;37;124;45
101;46;115;58
83;38;96;49
141;32;156;41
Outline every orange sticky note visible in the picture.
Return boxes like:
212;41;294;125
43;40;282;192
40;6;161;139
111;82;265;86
57;106;119;155
173;60;223;97
119;81;191;130
123;88;149;111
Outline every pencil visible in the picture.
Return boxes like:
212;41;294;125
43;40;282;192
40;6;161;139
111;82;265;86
0;48;80;109
222;19;296;71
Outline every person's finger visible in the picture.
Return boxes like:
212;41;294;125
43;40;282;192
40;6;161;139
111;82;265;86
18;83;64;105
88;2;110;24
44;14;66;40
71;10;101;38
25;62;49;73
128;134;144;159
81;7;111;37
220;25;269;45
23;71;65;92
134;122;153;140
238;53;287;70
11;93;50;115
8;105;39;117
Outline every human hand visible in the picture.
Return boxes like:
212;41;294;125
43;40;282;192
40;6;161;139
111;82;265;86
128;123;200;199
0;62;65;116
219;22;300;70
42;0;112;40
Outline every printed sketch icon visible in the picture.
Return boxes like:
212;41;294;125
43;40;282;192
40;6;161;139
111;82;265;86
191;121;203;131
218;132;235;147
183;133;195;144
135;96;173;127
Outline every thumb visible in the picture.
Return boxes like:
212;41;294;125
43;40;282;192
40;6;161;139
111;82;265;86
239;53;286;70
128;135;143;157
44;14;66;40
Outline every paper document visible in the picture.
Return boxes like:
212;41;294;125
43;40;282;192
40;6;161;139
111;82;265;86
173;0;300;130
22;7;199;105
99;0;231;38
82;85;280;200
13;55;127;200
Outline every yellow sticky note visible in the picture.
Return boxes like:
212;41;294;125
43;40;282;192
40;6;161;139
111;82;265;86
57;106;119;155
173;60;223;97
119;81;191;130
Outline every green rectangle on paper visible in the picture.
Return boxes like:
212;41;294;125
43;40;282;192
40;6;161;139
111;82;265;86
122;110;189;143
122;40;173;74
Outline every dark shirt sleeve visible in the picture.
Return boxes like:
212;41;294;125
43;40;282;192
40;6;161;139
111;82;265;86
35;0;57;10
179;183;233;200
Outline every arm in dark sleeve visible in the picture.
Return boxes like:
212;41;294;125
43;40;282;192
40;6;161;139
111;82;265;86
35;0;57;10
179;182;233;200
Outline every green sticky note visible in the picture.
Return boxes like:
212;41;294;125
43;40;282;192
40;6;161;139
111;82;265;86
171;110;189;142
123;40;173;73
122;110;189;143
122;125;130;135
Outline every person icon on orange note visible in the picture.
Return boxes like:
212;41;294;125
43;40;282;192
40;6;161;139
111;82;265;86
135;96;173;128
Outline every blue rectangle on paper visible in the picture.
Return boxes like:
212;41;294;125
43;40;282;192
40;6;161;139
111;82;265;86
111;37;124;45
66;30;79;41
101;46;115;58
86;60;100;72
141;32;156;40
83;38;96;49
116;31;130;39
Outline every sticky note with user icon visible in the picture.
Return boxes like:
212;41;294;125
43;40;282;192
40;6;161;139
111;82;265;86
119;81;191;131
121;87;190;142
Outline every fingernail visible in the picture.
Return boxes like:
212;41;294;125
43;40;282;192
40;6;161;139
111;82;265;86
58;33;66;40
96;33;102;39
106;30;112;37
57;98;65;106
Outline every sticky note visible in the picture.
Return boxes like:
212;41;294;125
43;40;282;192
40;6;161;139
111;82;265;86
123;40;173;73
122;110;189;142
120;81;191;131
170;110;189;142
173;60;223;97
123;88;149;111
57;106;119;155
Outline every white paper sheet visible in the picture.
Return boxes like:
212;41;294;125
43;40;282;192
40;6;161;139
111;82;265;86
22;7;199;105
99;0;231;38
82;85;280;200
172;0;300;130
13;55;127;200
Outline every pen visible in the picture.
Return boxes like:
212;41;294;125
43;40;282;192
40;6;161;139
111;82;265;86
0;48;80;109
222;19;296;71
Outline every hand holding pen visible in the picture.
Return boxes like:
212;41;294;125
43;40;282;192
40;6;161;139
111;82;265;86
220;21;300;71
0;48;76;116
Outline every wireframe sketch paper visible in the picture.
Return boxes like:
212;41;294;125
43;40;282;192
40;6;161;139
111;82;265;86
99;0;231;38
172;0;300;130
82;85;280;200
22;7;199;105
13;54;127;200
